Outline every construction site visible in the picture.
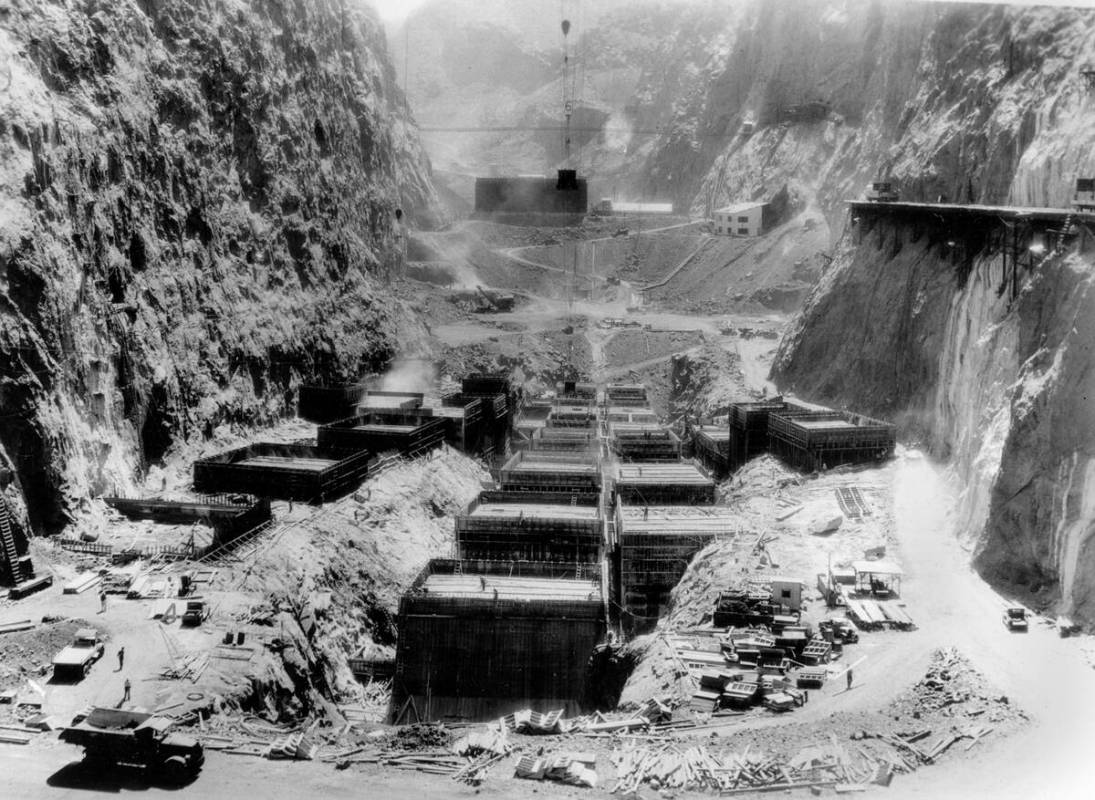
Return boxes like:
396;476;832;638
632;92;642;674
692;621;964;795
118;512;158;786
4;1;1095;799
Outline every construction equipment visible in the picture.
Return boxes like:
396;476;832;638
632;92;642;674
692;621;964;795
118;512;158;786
59;707;204;784
52;628;105;680
1003;607;1029;632
475;285;515;312
866;181;899;202
180;598;209;627
818;618;859;644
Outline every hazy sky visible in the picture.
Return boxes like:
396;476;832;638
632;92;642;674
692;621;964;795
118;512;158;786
367;0;1095;23
369;0;431;22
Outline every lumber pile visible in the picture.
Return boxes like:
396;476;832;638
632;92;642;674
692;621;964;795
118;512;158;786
62;572;102;594
516;752;598;788
159;651;209;682
266;728;319;760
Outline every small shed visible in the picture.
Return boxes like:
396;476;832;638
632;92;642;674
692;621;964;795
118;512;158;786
852;560;903;598
712;202;773;237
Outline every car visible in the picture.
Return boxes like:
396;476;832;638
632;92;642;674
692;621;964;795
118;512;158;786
1003;607;1029;632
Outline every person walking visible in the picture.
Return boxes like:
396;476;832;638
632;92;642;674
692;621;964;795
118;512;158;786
99;589;107;614
117;647;125;671
122;678;131;703
846;668;854;691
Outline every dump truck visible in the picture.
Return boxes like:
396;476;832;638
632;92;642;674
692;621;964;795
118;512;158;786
60;707;203;783
1003;607;1029;632
52;628;105;680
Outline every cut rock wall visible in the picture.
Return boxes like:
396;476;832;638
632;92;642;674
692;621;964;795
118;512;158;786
0;0;437;531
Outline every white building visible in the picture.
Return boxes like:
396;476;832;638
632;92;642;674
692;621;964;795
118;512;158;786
712;201;770;237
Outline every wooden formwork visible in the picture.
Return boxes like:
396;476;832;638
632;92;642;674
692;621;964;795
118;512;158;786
297;384;365;424
318;411;447;458
613;463;716;505
193;443;375;502
767;410;896;471
391;558;605;723
428;397;486;455
610;426;681;462
693;426;731;478
499;451;601;493
103;495;272;543
605;384;648;407
616;504;736;630
454;494;603;563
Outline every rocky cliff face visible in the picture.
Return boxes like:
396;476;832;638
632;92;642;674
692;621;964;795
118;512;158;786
777;216;1095;623
769;4;1095;622
0;0;437;533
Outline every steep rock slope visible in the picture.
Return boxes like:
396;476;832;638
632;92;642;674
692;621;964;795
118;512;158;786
0;0;436;532
774;217;1095;622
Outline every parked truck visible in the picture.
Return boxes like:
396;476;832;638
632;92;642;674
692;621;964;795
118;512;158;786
60;707;204;783
1003;607;1029;632
180;598;209;627
52;628;105;680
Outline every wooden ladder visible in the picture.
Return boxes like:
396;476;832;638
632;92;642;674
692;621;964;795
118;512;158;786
0;497;24;584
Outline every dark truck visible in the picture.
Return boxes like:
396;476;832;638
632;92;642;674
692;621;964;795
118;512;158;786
1003;607;1029;632
60;708;204;783
52;628;105;680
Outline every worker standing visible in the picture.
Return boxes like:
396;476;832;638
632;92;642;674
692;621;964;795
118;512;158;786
117;647;125;671
122;678;131;703
846;668;854;691
99;589;107;614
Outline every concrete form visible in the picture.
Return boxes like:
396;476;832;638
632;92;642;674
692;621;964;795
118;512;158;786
605;384;648;407
458;374;513;457
693;426;731;478
318;411;447;458
357;391;424;412
455;492;603;563
729;399;810;468
604;407;659;424
614;463;715;505
193;443;374;502
529;427;599;454
557;381;598;402
427;397;486;454
609;424;681;462
499;451;601;494
297;384;365;424
391;559;605;722
102;495;272;550
616;504;738;630
767;409;896;471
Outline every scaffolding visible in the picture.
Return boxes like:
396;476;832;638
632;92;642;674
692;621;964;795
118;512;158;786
613;463;715;505
455;493;603;563
609;424;681;462
499;451;602;494
767;409;896;471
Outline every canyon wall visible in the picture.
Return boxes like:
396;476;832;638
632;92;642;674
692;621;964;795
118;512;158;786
775;218;1095;621
0;0;437;533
